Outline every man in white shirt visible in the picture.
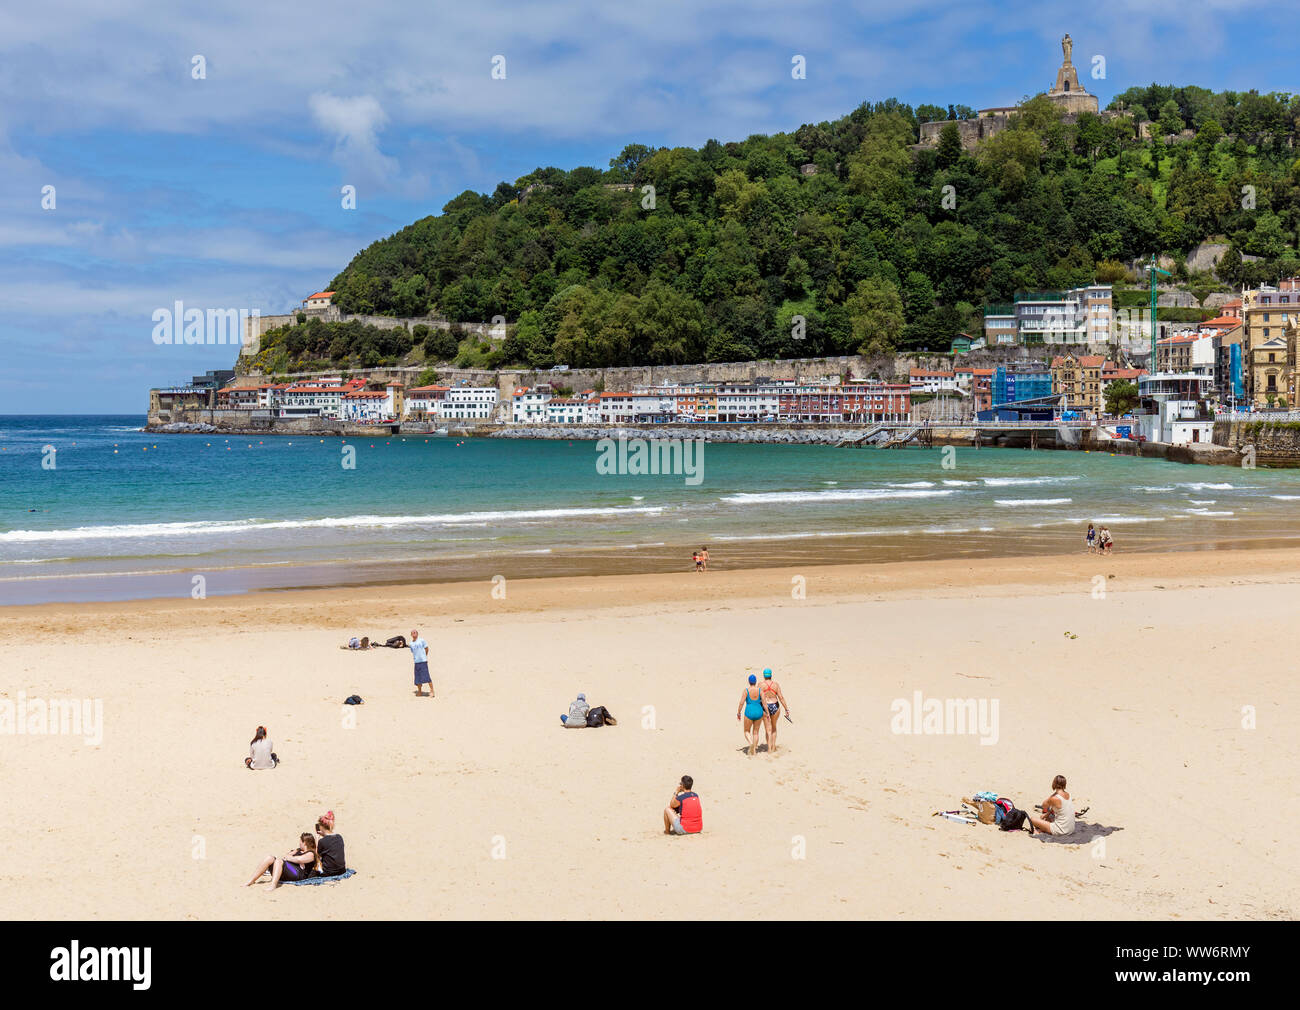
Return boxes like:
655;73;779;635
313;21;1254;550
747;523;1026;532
409;629;433;697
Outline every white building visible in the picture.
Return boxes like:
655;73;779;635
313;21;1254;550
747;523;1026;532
511;387;552;423
714;383;781;422
341;384;400;423
598;393;674;423
908;370;959;394
277;379;364;419
405;385;449;418
545;398;598;424
1135;373;1215;444
438;386;499;420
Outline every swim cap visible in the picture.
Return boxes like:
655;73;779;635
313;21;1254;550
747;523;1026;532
763;668;772;678
748;675;757;684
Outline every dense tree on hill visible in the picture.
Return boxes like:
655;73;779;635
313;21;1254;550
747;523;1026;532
295;87;1300;370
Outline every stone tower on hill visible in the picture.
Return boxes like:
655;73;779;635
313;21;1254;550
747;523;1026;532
1046;33;1099;114
917;31;1110;151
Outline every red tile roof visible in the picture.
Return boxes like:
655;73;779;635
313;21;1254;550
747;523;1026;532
305;291;335;300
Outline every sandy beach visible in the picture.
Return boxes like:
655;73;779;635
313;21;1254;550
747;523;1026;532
2;548;1298;920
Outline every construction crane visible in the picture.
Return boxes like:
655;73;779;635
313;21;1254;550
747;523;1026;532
1146;254;1171;374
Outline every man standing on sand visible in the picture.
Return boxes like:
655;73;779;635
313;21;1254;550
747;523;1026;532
409;629;433;697
663;775;702;835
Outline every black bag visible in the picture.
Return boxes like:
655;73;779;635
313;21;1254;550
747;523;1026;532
999;806;1028;831
586;705;616;727
343;695;364;706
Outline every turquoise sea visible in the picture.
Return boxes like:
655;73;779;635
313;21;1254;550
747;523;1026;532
3;415;1300;603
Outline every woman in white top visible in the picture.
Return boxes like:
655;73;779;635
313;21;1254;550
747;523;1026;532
245;726;278;770
1028;774;1075;836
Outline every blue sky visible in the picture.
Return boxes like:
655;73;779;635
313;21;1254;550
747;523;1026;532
0;0;1288;413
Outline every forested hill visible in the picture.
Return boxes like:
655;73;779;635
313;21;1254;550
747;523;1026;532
325;86;1300;369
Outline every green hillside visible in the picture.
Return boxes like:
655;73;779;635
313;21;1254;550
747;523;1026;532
277;85;1300;371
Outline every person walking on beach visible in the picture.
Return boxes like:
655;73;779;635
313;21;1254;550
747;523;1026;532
1099;526;1114;555
1027;775;1076;837
692;550;703;573
700;546;709;571
737;674;765;756
409;629;433;697
663;775;702;835
1085;523;1097;553
759;668;791;754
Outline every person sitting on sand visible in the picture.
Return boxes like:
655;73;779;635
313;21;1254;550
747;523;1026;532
341;636;370;650
1027;775;1076;837
561;692;589;727
737;674;765;756
663;775;702;835
315;811;347;877
245;832;317;890
1099;526;1114;554
759;668;791;754
1085;523;1097;553
409;629;433;697
245;726;278;770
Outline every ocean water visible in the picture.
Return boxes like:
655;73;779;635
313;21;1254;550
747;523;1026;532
3;415;1300;603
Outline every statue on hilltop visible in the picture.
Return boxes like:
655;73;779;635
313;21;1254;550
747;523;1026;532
1061;33;1073;66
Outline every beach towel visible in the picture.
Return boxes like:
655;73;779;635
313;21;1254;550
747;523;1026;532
287;869;356;886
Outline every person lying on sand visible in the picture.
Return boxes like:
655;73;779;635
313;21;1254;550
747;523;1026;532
245;833;317;890
1027;775;1076;836
245;726;278;770
340;636;371;650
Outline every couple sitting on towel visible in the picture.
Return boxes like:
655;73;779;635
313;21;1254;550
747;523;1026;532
245;810;348;890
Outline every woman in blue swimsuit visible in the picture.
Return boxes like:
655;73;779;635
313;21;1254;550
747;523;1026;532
736;674;765;757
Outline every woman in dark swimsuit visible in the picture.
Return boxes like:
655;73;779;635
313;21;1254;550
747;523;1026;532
244;833;318;891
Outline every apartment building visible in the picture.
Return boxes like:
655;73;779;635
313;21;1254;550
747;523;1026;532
984;285;1113;346
1050;354;1105;414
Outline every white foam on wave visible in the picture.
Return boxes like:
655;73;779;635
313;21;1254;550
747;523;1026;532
1271;495;1300;501
720;488;957;505
942;479;977;486
711;529;895;542
1184;508;1235;517
982;476;1080;487
1177;482;1233;491
0;506;667;544
887;481;936;488
994;498;1072;506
